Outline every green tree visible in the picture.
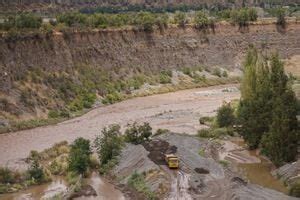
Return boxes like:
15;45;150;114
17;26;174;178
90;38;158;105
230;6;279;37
216;103;235;127
260;55;299;166
238;47;272;149
94;125;123;165
68;138;92;174
124;122;152;144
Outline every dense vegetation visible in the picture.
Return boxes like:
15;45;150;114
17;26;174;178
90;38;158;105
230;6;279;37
68;138;92;174
94;124;124;174
0;7;263;33
124;122;153;144
237;47;299;166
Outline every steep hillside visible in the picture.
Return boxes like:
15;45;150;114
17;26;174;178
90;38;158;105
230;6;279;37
0;21;299;128
0;0;299;14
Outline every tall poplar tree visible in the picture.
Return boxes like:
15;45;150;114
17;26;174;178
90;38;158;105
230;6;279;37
261;55;299;166
238;49;299;165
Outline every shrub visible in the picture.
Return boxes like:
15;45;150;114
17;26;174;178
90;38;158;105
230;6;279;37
94;125;123;167
174;11;188;27
230;9;251;27
197;128;212;138
48;110;60;118
134;12;156;32
222;71;228;78
28;159;45;183
68;138;92;174
248;8;258;21
181;67;193;77
1;13;42;30
159;70;172;84
124;122;152;145
290;181;300;197
57;12;87;27
276;8;286;28
199;116;214;125
0;168;14;184
194;11;213;29
154;128;169;136
216;103;235;127
212;68;222;77
102;92;123;104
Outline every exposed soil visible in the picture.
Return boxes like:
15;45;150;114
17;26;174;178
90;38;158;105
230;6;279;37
143;139;177;165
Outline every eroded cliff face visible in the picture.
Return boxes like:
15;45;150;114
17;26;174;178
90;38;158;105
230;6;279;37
1;22;300;91
0;22;299;122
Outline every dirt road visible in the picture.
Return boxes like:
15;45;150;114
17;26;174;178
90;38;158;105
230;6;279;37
0;84;240;169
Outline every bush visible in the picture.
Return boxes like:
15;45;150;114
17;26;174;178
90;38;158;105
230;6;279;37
134;12;156;32
290;181;300;197
159;70;172;84
199;116;214;125
94;125;123;168
1;13;42;30
102;92;123;104
276;8;286;28
57;12;87;27
68;138;92;174
28;159;45;184
197;128;212;138
198;127;233;138
127;172;156;200
222;71;228;78
216;103;235;127
0;168;14;184
124;122;152;145
212;68;222;77
48;110;60;118
154;128;169;136
174;11;188;27
194;11;214;30
230;8;257;27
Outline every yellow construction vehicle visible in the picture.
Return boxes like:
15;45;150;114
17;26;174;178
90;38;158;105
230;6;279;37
165;154;179;169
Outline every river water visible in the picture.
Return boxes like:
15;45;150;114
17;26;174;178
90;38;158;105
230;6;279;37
231;139;288;194
0;173;125;200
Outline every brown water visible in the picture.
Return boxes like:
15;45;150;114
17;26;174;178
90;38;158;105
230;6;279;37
0;173;125;200
75;172;125;200
232;139;289;194
0;177;67;200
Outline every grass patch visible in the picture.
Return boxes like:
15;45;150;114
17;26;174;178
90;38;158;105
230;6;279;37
198;148;205;157
219;160;229;167
197;127;234;139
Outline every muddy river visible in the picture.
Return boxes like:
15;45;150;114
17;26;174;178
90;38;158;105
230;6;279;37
223;138;288;194
0;84;240;169
0;173;125;200
0;84;291;199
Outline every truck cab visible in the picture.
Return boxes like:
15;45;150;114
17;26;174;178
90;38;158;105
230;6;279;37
165;154;179;169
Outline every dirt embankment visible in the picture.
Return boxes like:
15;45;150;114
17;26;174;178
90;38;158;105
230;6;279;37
1;22;300;93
